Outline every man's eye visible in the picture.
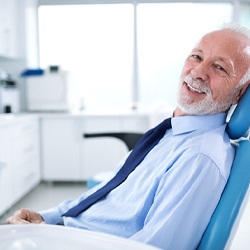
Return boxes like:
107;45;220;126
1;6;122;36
191;54;202;60
215;65;226;72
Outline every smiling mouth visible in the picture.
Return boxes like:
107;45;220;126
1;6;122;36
186;83;206;94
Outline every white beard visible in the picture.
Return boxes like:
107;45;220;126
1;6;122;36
177;75;237;115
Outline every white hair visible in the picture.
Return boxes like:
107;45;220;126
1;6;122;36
238;66;250;88
221;22;250;40
220;23;250;88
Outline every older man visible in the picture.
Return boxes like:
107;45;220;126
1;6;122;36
7;23;250;250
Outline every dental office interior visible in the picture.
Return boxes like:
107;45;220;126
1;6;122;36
0;0;249;249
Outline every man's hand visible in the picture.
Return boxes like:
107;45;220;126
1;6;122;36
6;208;45;224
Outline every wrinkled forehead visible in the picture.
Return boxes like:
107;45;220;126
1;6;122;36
197;29;250;73
199;30;250;53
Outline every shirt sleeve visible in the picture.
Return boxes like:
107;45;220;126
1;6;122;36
38;181;107;224
130;153;227;250
39;183;105;224
39;199;75;224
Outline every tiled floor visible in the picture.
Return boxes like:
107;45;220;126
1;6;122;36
0;182;249;249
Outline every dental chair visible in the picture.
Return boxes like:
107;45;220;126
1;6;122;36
84;87;250;249
197;86;250;249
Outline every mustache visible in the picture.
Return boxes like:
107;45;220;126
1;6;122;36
183;75;210;94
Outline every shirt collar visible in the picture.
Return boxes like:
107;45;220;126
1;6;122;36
171;113;227;135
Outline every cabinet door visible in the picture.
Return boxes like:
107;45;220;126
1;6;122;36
11;119;40;202
0;127;12;215
81;116;127;179
41;118;83;181
0;0;18;58
0;1;8;56
0;117;41;216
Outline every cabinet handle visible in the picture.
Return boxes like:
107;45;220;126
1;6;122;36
23;145;35;154
22;125;33;132
0;160;7;171
4;28;11;55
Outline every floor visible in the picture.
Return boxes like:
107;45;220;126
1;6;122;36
0;182;249;249
0;181;87;224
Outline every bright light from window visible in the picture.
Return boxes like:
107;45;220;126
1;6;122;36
39;4;134;110
39;3;233;111
137;3;233;108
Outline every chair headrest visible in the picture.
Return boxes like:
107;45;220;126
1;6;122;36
227;86;250;140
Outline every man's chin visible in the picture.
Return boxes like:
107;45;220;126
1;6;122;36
177;102;209;115
177;102;229;115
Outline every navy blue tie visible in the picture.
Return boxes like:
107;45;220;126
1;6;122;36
62;117;172;217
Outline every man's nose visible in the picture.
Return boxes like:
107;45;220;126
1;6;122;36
191;62;209;82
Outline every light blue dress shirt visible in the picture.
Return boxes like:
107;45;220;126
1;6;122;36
40;113;235;250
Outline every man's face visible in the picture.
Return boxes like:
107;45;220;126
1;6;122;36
176;29;250;116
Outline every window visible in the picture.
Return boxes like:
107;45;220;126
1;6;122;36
239;3;250;28
39;4;133;110
137;3;233;108
38;2;233;111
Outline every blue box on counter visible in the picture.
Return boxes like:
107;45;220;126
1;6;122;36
21;69;44;77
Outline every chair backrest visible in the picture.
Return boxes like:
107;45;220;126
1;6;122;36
197;86;250;250
84;132;143;151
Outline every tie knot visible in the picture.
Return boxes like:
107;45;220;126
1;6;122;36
155;117;172;134
165;117;172;129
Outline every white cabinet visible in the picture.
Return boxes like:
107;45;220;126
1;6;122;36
41;114;150;181
0;116;40;216
11;118;41;202
0;127;12;215
41;117;83;181
0;0;19;58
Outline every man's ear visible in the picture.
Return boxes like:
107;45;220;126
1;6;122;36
232;82;250;105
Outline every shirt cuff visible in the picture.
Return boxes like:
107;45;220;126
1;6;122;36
39;207;63;224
